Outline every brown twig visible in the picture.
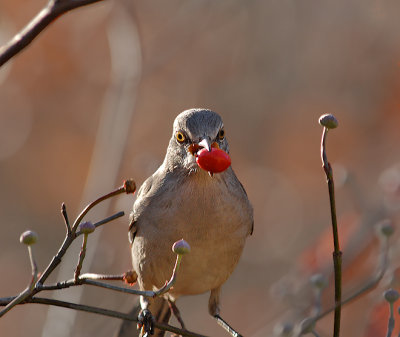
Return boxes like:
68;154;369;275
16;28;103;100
0;297;208;337
0;181;206;337
75;211;124;236
36;275;156;297
315;226;390;321
61;203;71;234
74;234;89;282
71;182;132;233
0;239;38;317
319;114;341;337
0;0;105;67
37;181;132;285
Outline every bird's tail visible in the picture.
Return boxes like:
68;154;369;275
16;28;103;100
114;297;171;337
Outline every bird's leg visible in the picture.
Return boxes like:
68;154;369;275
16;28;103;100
214;314;243;337
209;288;243;337
168;299;186;329
137;309;154;337
137;296;155;337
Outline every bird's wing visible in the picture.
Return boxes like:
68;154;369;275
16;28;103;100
128;168;165;244
232;170;254;236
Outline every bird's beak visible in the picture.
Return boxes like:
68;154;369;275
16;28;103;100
198;138;211;152
188;137;217;156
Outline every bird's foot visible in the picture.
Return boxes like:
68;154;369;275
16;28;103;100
137;309;154;337
214;314;243;337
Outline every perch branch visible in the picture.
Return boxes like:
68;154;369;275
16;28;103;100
0;297;208;337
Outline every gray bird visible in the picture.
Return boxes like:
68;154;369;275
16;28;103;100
122;108;253;337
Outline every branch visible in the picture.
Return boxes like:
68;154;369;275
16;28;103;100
0;0;105;67
75;211;125;236
37;180;134;285
0;181;206;337
0;297;208;337
61;203;71;234
0;232;38;317
36;275;156;298
71;181;133;233
319;114;341;337
315;224;391;321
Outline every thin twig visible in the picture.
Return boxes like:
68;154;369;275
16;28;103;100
37;184;129;285
0;296;208;337
153;254;183;297
315;226;390;321
29;296;208;337
75;211;125;236
386;308;395;337
36;257;183;298
61;203;71;234
34;276;168;300
74;234;89;282
82;278;155;297
0;0;105;67
0;245;38;317
319;115;341;337
80;272;126;280
0;181;207;337
71;184;128;233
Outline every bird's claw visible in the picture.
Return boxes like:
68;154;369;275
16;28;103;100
137;309;154;336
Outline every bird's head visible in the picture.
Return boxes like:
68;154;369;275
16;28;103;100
165;109;230;174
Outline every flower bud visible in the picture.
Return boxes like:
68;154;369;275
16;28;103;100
319;114;338;129
384;288;400;303
172;239;191;255
78;221;95;234
20;230;38;245
124;179;136;194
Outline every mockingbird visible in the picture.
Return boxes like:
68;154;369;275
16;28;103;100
121;108;253;337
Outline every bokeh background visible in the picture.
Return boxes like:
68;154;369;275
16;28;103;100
2;1;400;336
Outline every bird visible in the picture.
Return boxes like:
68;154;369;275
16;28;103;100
121;108;253;337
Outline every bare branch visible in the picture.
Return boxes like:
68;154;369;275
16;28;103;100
37;182;131;285
75;211;125;236
71;182;131;233
74;234;89;282
0;0;105;67
61;203;71;234
0;182;203;337
319;114;341;337
0;239;38;317
0;296;209;337
315;225;390;321
36;276;155;297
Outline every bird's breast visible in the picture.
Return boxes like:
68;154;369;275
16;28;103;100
132;171;252;297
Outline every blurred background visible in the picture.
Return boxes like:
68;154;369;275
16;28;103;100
1;0;400;336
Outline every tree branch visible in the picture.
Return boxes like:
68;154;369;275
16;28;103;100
0;296;208;337
319;114;341;337
0;0;105;67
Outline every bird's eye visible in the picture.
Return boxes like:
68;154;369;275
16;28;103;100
218;129;225;140
176;131;186;143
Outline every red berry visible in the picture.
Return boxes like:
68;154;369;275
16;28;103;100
196;148;231;173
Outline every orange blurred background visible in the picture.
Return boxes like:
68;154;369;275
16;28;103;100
1;1;400;336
